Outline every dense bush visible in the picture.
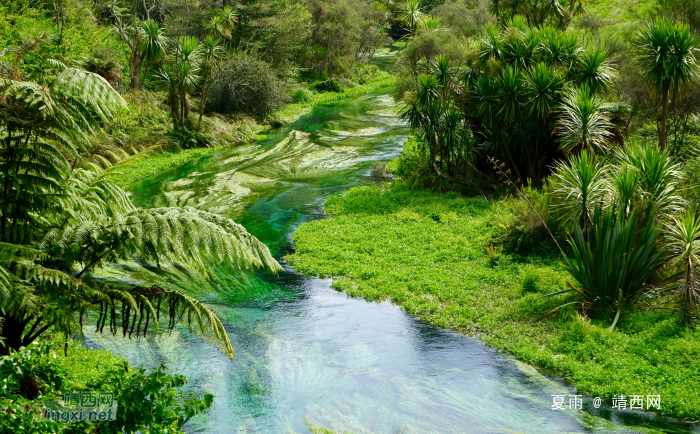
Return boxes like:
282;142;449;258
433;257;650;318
430;0;493;38
388;136;447;190
0;342;213;434
302;0;387;78
206;51;289;119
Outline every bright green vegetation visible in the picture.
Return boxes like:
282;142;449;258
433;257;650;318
289;185;700;420
274;71;398;122
107;146;223;188
0;339;213;433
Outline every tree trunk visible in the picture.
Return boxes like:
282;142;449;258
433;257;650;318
170;91;179;129
659;80;670;152
139;59;149;89
130;53;144;89
198;81;208;130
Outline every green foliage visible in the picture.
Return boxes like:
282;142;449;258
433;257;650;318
0;65;282;359
206;51;289;119
488;0;586;30
558;87;614;154
550;150;607;228
560;206;665;326
314;78;343;93
549;144;684;227
635;18;700;96
634;18;700;150
520;267;540;293
665;211;700;316
498;185;558;255
0;341;213;433
288;184;700;420
0;342;63;399
156;35;203;129
274;72;397;122
99;363;213;434
397;0;427;33
431;0;493;39
167;124;213;149
388;136;446;190
398;20;620;186
291;88;313;103
263;3;314;67
302;0;387;78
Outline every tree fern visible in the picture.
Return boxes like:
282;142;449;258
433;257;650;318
0;67;281;359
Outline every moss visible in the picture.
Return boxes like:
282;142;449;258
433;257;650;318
288;184;700;422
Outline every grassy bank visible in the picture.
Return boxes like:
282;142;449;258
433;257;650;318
109;72;397;189
274;72;397;122
287;184;700;422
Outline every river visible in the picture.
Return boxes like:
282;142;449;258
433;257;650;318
86;87;698;434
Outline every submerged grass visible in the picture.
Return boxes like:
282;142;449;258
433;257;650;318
288;184;700;422
109;73;397;189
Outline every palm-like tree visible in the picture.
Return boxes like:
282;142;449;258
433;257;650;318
549;151;607;229
398;0;426;35
613;142;684;216
666;211;700;317
139;19;168;88
158;37;203;129
558;87;614;155
635;18;700;151
573;47;616;95
198;35;223;129
418;16;442;30
206;16;232;40
207;7;240;41
0;67;282;358
525;62;564;120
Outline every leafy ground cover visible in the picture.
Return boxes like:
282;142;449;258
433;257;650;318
288;184;700;421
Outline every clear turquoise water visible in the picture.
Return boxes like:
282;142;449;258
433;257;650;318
86;90;699;434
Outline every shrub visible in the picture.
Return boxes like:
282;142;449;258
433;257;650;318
521;268;540;293
206;51;289;119
500;185;558;255
388;136;446;190
370;161;392;178
347;63;382;85
291;88;312;103
559;206;665;329
313;78;343;93
0;341;213;434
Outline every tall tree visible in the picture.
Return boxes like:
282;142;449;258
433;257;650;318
139;19;168;88
398;0;427;34
157;36;202;129
109;0;161;89
635;18;700;151
198;35;223;129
